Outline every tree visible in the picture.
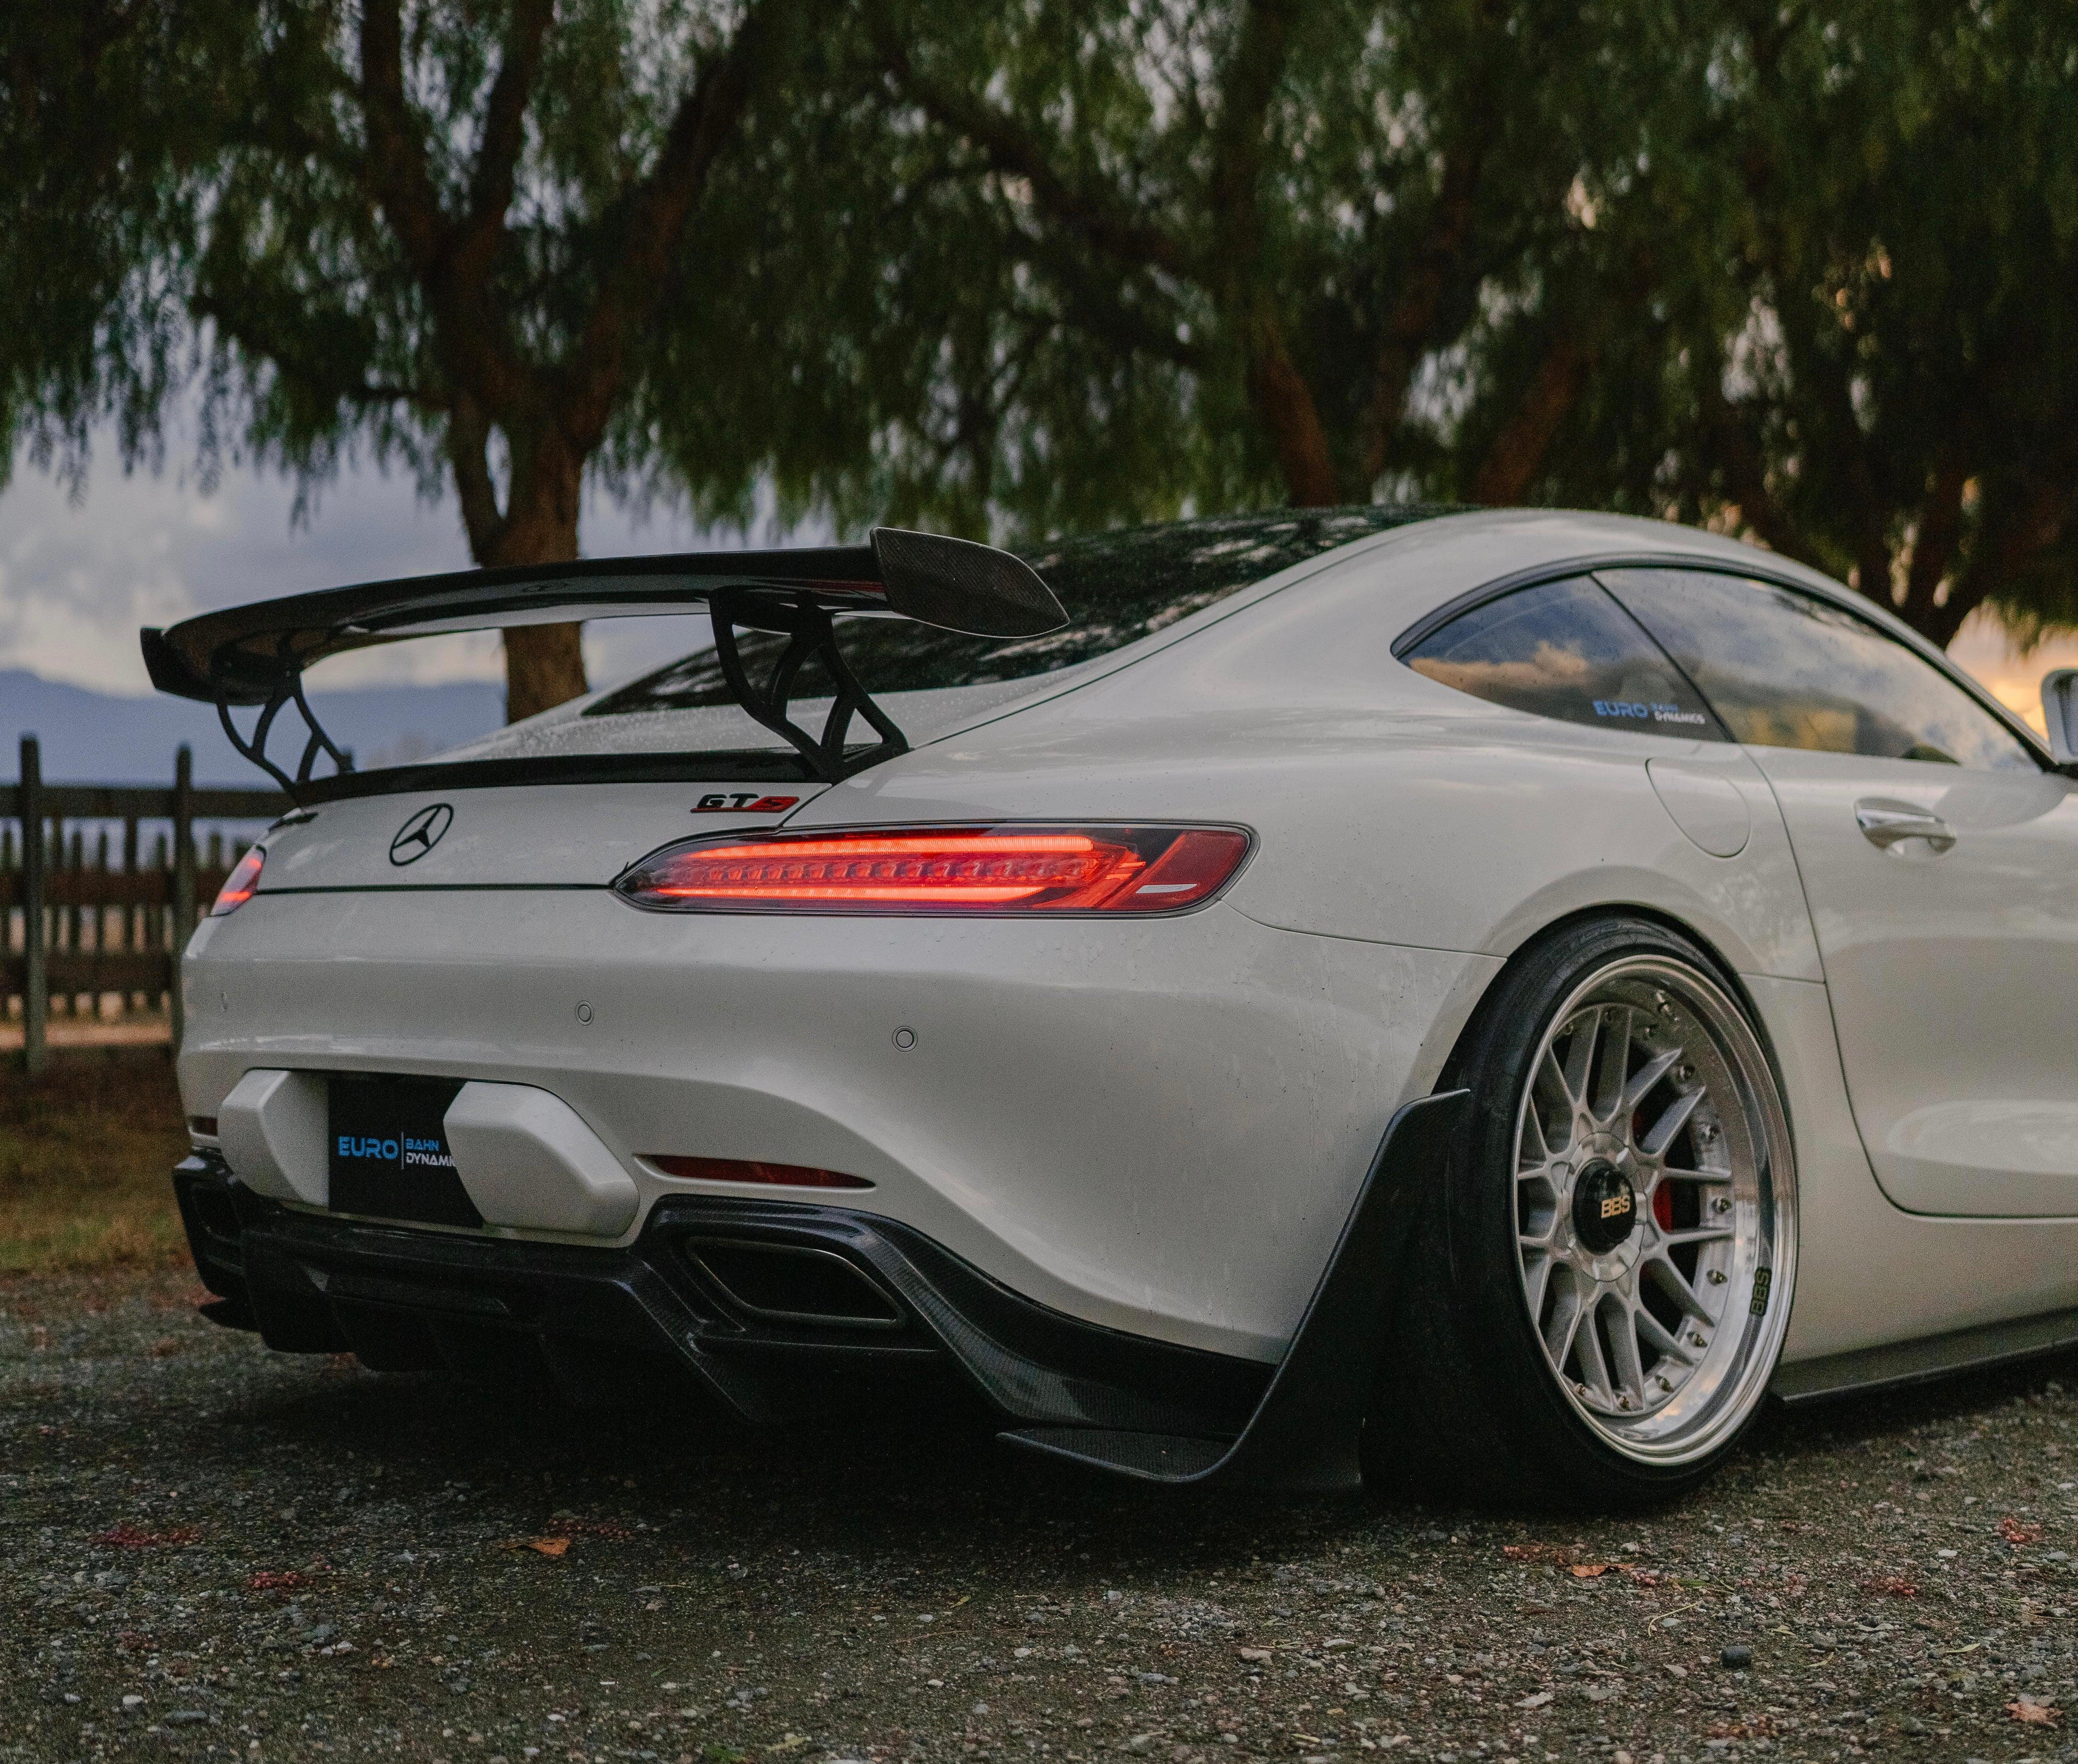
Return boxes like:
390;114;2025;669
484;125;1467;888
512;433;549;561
852;0;1634;521
0;0;198;497
3;0;835;718
11;0;2076;669
1443;0;2078;648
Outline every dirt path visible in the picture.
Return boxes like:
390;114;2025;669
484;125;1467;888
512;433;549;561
2;1269;2073;1764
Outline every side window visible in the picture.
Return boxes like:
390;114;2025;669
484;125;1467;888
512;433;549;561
1403;576;1728;740
1599;569;2036;772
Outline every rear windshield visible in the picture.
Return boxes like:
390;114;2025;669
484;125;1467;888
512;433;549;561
587;506;1447;717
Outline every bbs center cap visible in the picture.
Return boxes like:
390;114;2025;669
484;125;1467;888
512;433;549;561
1571;1158;1638;1254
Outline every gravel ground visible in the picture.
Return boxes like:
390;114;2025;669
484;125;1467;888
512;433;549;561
3;1268;2075;1764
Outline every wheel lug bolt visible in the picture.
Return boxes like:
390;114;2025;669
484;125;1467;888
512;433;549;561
1712;1197;1732;1214
1707;1269;1727;1285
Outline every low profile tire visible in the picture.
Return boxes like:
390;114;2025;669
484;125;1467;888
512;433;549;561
1365;915;1798;1509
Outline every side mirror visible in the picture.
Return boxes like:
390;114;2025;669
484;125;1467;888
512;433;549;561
2044;670;2078;766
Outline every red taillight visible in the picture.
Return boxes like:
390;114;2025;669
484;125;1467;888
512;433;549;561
615;824;1250;915
210;846;265;915
647;1154;871;1190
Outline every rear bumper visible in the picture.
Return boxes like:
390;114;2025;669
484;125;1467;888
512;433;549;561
179;890;1494;1360
173;1153;1269;1436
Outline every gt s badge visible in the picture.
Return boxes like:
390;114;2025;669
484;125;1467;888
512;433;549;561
389;803;453;865
692;793;800;813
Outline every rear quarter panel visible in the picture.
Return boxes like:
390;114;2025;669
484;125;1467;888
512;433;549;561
795;542;1822;982
791;521;2078;1362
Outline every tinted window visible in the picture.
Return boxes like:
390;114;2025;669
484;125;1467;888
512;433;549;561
1599;569;2034;772
1404;576;1727;740
588;506;1450;715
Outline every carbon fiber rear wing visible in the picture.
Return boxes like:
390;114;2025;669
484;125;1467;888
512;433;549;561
139;529;1065;798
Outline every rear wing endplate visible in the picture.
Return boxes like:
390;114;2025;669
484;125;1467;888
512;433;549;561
140;529;1065;799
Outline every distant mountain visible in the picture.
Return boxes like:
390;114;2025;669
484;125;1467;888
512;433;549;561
2;669;505;785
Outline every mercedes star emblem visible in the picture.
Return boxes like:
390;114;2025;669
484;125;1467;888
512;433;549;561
388;803;454;866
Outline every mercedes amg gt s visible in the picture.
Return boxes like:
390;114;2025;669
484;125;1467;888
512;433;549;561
148;507;2078;1506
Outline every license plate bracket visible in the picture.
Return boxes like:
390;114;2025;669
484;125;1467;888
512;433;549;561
327;1076;481;1228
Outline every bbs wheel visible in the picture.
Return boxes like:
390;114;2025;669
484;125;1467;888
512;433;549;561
1366;915;1797;1508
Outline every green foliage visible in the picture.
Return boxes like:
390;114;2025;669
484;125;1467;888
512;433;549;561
1442;0;2078;645
836;0;1630;529
3;0;2075;650
0;0;205;493
5;0;865;552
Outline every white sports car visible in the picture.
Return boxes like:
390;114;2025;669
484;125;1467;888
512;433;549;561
146;508;2078;1508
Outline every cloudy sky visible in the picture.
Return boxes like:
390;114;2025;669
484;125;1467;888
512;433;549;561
0;416;777;701
2;415;2071;729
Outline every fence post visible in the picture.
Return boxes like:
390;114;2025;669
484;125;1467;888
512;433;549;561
20;734;46;1076
171;743;195;1055
123;817;139;1010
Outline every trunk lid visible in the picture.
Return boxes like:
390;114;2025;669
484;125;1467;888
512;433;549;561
253;778;833;892
244;681;1042;891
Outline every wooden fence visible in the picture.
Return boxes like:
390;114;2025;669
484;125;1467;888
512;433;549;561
3;735;288;1073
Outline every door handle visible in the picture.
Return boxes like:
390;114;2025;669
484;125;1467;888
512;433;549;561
1855;799;1957;853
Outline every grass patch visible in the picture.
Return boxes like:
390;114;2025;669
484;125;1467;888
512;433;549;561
0;1061;190;1273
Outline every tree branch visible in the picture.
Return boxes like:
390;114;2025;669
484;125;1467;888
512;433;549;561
355;0;448;279
1803;339;1892;603
454;0;556;285
1735;131;1890;599
445;388;505;561
1935;472;2076;649
1241;294;1338;504
561;0;814;445
1692;335;1822;568
355;0;537;427
1897;451;1968;633
1470;323;1591;505
876;22;1190;279
1203;0;1337;503
1205;0;1297;291
998;231;1212;372
1360;139;1485;487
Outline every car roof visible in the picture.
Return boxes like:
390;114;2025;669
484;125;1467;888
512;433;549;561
1242;508;2047;763
1302;508;1838;623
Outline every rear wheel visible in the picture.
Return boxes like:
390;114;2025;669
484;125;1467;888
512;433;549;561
1365;916;1797;1508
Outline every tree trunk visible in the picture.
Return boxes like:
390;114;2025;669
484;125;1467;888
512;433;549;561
1919;474;2074;651
1240;300;1340;507
493;448;587;723
1360;143;1485;491
503;623;590;722
456;417;593;723
1471;327;1591;505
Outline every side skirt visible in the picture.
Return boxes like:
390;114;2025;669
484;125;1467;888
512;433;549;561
1771;1306;2078;1406
998;1089;1470;1492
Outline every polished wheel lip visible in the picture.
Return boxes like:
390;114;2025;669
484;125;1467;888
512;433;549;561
1512;954;1797;1468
